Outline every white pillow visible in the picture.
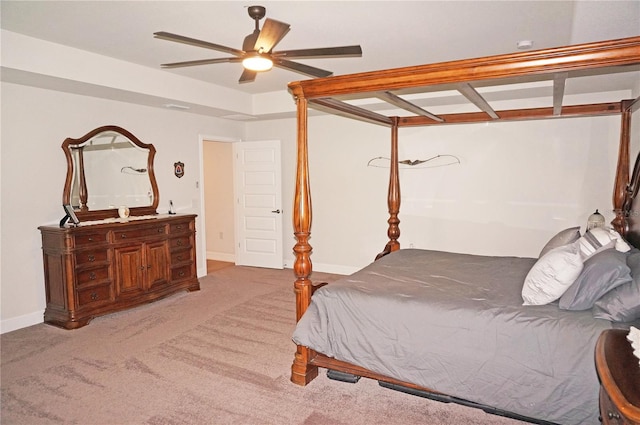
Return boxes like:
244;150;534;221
577;227;630;258
522;240;584;305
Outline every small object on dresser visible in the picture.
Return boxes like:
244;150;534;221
168;200;176;215
588;209;606;230
60;204;80;227
118;206;130;219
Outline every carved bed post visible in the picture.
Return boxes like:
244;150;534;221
612;99;633;235
376;117;401;260
290;93;319;386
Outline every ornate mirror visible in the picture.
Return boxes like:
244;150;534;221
62;125;159;221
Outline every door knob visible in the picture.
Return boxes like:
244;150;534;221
271;209;281;214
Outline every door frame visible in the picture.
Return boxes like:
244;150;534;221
198;134;240;276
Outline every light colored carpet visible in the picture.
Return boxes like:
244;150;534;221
1;266;526;425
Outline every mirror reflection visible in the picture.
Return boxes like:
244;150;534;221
62;126;159;221
70;132;152;210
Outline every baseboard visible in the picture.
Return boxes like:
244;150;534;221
1;310;43;334
206;251;235;262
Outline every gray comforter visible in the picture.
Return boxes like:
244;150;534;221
292;249;614;425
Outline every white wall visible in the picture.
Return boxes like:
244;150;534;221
0;82;243;332
247;110;623;274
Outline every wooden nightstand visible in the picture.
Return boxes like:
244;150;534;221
595;329;640;425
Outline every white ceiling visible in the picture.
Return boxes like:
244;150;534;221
2;0;639;97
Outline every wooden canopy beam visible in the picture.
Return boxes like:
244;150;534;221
375;91;444;122
398;102;622;127
309;98;393;127
289;36;640;100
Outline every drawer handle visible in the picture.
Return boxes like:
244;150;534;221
88;237;94;242
176;225;183;230
608;412;621;420
121;234;127;239
90;292;98;301
147;265;152;269
177;255;183;261
88;255;95;262
176;240;183;246
89;272;97;280
179;271;185;277
158;228;163;233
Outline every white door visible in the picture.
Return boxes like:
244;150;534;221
233;140;283;269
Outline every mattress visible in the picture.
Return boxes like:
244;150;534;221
292;249;615;425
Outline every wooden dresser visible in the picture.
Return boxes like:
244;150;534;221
39;214;200;329
595;329;640;425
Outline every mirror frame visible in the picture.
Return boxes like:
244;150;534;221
62;125;159;221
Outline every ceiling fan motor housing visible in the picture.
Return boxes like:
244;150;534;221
248;6;266;22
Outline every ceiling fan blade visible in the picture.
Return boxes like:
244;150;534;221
274;58;333;78
154;31;244;56
239;69;257;84
254;18;290;53
243;29;260;52
161;57;242;69
273;45;362;59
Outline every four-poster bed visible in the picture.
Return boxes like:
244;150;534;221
288;36;640;425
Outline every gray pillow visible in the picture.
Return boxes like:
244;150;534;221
558;248;631;311
592;249;640;322
539;227;581;258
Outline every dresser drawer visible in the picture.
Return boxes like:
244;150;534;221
75;249;109;267
170;248;193;265
76;266;110;287
114;225;166;241
171;265;194;281
76;283;113;308
169;220;192;235
169;236;191;250
74;231;109;247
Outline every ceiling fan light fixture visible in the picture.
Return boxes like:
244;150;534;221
242;53;273;71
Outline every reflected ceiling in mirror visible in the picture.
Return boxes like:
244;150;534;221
62;126;159;221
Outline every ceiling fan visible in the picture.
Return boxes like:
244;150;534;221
154;5;362;83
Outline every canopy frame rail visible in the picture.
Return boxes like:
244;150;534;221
456;83;499;119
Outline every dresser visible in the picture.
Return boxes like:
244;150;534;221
39;214;200;329
595;329;640;425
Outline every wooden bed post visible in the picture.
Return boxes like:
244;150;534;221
376;117;401;260
290;93;319;386
612;99;633;235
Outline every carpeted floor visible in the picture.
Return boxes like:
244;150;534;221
1;266;526;424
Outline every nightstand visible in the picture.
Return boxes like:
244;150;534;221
595;329;640;424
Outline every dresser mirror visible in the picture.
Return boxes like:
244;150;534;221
62;125;159;221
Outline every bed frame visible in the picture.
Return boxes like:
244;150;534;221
288;35;640;413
